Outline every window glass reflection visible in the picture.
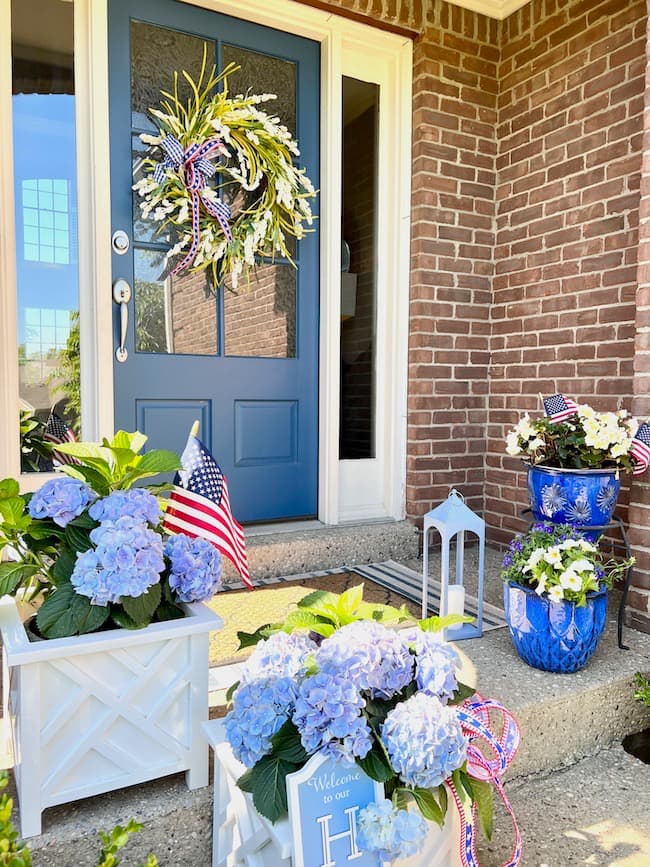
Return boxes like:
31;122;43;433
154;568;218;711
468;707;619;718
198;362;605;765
12;0;80;470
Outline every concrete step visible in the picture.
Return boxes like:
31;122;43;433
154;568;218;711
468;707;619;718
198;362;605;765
19;582;650;866
223;519;420;582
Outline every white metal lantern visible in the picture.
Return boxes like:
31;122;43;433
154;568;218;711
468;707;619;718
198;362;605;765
422;489;484;640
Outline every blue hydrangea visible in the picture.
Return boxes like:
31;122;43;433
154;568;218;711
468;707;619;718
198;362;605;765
381;692;467;789
292;669;372;763
89;488;161;525
240;631;318;684
71;516;165;606
402;628;460;704
357;800;428;862
313;621;414;699
224;676;298;767
164;534;222;602
28;477;96;527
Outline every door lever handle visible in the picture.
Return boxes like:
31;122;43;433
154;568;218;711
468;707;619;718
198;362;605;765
112;278;132;363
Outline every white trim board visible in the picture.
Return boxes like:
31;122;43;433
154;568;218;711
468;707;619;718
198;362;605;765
0;0;412;524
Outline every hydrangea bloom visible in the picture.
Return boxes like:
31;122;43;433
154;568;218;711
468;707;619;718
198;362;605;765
164;534;222;602
240;631;318;684
402;628;460;704
313;621;413;699
71;516;165;605
28;477;96;527
357;800;428;862
89;488;161;525
292;669;372;763
224;676;298;767
381;692;467;789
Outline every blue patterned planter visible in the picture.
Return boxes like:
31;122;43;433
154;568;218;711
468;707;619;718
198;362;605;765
527;465;620;538
503;582;608;673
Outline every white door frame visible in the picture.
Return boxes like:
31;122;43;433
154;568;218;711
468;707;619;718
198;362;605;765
0;0;412;525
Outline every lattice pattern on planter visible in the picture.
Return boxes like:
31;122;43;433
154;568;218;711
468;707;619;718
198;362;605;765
0;599;221;838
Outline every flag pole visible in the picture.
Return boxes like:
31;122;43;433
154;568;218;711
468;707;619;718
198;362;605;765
190;419;200;438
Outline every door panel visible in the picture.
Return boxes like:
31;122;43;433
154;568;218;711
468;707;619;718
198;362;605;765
108;0;319;522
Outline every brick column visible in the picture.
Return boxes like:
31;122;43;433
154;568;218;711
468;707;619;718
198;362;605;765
628;5;650;633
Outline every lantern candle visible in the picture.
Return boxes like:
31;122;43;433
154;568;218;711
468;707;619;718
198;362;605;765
446;585;465;633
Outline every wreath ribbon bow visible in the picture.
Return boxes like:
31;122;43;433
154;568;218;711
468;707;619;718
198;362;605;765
448;695;523;867
155;134;233;276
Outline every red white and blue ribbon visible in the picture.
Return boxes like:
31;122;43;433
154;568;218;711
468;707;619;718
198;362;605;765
448;694;522;867
154;134;232;276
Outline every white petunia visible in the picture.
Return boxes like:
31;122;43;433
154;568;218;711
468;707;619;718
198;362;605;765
548;585;564;603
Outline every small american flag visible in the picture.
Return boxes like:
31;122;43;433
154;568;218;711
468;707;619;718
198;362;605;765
162;434;251;589
44;412;78;466
630;422;650;476
543;394;579;423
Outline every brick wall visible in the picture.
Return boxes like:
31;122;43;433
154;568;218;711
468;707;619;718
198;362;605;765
628;6;650;632
407;3;499;523
487;0;646;546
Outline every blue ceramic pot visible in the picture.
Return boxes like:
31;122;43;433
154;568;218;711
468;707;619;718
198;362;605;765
503;582;608;673
527;465;620;538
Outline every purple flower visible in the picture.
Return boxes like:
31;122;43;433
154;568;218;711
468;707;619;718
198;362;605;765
164;533;222;602
381;692;467;789
357;800;428;862
89;488;161;525
240;632;318;684
71;516;165;605
28;477;96;527
225;676;298;767
292;669;372;763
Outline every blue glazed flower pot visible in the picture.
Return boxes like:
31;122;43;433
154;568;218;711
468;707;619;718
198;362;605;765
503;582;608;673
527;465;620;538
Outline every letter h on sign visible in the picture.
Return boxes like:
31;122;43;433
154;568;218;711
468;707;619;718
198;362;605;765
287;753;383;867
317;807;361;866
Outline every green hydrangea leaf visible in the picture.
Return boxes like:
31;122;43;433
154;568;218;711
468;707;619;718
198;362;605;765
121;582;162;626
0;562;39;597
37;584;109;637
237;755;296;823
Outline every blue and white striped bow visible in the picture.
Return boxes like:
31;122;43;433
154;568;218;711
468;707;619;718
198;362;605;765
152;134;233;276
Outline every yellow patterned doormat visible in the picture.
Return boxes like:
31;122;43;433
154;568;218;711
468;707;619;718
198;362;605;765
206;561;506;668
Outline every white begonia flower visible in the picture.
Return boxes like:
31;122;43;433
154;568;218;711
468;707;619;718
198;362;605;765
548;585;564;603
611;441;628;458
579;405;595;419
506;432;522;456
515;414;535;439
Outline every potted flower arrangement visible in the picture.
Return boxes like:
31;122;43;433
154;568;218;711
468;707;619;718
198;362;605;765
0;431;224;838
221;587;521;866
502;522;632;673
505;396;650;533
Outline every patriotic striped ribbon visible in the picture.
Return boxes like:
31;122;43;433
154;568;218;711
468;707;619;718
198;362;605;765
447;695;522;867
154;134;232;276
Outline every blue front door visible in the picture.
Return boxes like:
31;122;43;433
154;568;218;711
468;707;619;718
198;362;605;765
108;0;319;523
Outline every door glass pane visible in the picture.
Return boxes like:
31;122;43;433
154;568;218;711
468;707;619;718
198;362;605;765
221;45;296;135
12;0;80;471
224;264;295;358
132;134;170;244
134;249;217;355
131;22;215;131
340;77;378;460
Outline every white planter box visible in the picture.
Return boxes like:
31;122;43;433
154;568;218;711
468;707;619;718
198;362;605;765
0;597;222;838
203;719;461;867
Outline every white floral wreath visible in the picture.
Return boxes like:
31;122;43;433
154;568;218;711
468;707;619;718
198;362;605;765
133;56;316;289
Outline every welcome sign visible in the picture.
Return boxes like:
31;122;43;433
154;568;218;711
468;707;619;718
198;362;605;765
286;752;383;867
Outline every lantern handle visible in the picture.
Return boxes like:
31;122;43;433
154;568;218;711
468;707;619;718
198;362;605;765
449;488;465;502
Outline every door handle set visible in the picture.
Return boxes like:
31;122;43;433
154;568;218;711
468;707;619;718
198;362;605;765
112;278;132;363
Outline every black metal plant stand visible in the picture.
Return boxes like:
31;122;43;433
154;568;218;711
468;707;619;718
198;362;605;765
522;511;633;650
